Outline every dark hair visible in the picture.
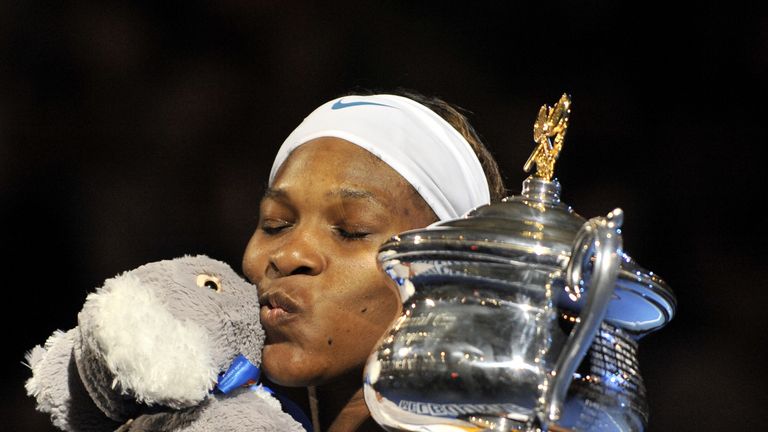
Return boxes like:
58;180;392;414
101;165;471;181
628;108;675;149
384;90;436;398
343;88;507;202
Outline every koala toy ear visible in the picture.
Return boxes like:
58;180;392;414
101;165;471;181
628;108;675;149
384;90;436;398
25;329;121;432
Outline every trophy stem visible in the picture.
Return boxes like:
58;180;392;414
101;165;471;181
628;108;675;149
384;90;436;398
519;175;562;205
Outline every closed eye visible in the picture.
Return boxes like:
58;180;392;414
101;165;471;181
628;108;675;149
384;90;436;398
335;227;371;240
261;219;291;235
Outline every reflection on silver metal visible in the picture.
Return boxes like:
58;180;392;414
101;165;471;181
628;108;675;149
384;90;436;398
365;210;627;431
364;96;675;431
364;175;675;431
541;208;622;429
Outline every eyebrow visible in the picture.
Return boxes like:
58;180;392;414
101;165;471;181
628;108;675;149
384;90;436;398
261;186;384;208
262;187;287;200
328;188;375;200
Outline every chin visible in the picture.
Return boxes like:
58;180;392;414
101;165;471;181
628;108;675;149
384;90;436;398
262;343;328;387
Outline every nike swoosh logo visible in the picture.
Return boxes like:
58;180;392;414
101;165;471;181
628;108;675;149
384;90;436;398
331;99;394;110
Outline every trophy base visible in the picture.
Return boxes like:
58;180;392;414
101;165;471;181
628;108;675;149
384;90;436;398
462;414;575;432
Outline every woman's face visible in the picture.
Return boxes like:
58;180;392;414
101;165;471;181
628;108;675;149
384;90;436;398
242;137;437;387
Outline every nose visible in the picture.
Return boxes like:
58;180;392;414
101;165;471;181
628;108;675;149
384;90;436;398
267;229;325;278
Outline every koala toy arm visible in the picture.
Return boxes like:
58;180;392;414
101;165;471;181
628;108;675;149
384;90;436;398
25;329;121;432
114;388;306;432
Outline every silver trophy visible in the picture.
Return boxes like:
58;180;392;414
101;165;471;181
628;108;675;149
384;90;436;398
363;94;676;432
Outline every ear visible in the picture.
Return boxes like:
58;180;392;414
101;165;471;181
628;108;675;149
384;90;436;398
25;328;121;432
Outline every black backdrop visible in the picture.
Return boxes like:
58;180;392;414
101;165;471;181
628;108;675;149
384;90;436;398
2;2;766;431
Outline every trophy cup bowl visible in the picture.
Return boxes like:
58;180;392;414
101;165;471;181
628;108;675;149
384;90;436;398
363;95;676;432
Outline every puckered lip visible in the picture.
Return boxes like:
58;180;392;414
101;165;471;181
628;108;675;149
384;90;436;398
258;290;302;314
258;289;304;330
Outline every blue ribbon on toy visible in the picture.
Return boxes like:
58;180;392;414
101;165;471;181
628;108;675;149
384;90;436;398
216;354;313;431
216;354;261;394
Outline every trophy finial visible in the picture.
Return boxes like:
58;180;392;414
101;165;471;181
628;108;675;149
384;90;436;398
523;93;572;181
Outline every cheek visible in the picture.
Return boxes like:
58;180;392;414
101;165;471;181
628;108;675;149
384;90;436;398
331;250;391;305
342;245;402;321
356;269;401;321
328;257;401;344
242;233;268;282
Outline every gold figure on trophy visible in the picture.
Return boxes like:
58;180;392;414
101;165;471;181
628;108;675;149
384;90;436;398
524;93;572;181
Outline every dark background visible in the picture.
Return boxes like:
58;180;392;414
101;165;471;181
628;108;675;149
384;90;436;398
2;1;766;431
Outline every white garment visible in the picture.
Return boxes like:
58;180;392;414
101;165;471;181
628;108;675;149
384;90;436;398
269;94;490;221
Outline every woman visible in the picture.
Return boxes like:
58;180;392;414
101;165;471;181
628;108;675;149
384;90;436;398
242;91;506;431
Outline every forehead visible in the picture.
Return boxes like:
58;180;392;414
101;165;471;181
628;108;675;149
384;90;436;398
271;137;412;197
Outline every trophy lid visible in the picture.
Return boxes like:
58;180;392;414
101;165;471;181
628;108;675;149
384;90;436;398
380;94;676;335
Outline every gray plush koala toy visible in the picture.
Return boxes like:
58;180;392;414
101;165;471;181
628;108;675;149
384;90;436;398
25;255;306;432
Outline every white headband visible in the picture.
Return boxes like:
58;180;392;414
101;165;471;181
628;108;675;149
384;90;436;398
268;94;491;221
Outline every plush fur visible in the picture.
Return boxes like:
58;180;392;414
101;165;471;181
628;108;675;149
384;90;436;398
25;255;305;432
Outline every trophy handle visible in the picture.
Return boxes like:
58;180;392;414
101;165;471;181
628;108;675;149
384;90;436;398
537;208;624;429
